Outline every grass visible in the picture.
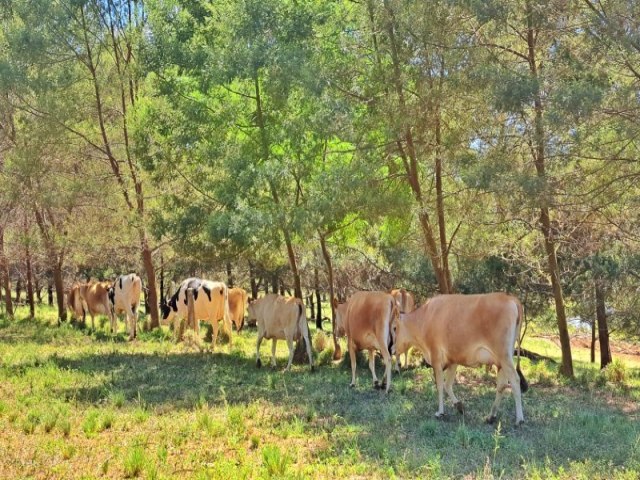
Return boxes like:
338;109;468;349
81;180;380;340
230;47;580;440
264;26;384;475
0;305;639;478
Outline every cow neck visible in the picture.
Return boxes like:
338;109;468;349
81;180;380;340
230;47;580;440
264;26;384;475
402;303;429;350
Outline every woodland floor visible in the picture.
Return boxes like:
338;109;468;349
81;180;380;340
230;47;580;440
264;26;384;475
0;306;639;479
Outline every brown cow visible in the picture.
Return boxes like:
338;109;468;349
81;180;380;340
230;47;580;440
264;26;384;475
228;287;248;331
390;288;417;368
342;291;398;393
248;294;313;371
66;283;85;323
79;281;114;332
393;293;527;425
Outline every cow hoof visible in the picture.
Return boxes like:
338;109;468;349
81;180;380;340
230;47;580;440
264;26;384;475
310;365;315;373
373;381;381;390
434;412;446;420
349;382;356;389
256;359;262;368
515;418;525;427
485;415;497;425
455;401;465;414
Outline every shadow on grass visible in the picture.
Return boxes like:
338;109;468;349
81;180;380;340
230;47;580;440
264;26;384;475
5;315;640;477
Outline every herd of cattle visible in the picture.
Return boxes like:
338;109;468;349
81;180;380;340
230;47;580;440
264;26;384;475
66;275;527;425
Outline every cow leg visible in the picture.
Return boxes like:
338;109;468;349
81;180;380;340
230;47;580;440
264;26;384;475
125;305;136;340
271;338;278;368
301;323;314;371
504;364;525;425
90;313;96;331
349;339;357;388
444;365;463;413
211;321;219;351
223;317;233;347
433;363;446;418
256;331;264;368
285;336;295;371
380;347;392;393
487;367;509;424
403;351;409;369
368;349;380;388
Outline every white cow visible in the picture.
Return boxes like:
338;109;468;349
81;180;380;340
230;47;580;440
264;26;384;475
109;273;142;340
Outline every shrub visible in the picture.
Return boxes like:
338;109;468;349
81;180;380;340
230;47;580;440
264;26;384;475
603;359;627;385
123;446;146;478
312;331;328;352
262;445;291;478
58;418;71;436
182;329;203;352
83;410;100;437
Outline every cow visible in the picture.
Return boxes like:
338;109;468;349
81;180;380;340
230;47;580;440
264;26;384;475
109;274;142;340
228;287;248;332
392;293;528;425
247;294;313;372
390;288;417;369
161;278;232;350
66;283;85;324
340;291;398;393
79;281;114;331
332;297;348;337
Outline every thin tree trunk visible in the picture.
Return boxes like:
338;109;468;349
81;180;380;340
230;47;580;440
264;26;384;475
595;280;612;369
525;1;573;377
320;233;341;359
314;267;322;330
35;277;42;304
15;278;22;304
25;226;35;319
47;283;53;306
249;262;258;300
52;263;66;324
226;262;233;288
0;227;13;318
591;318;596;363
159;253;165;303
141;236;159;328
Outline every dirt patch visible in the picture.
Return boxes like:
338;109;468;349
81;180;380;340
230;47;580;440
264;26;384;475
535;334;640;365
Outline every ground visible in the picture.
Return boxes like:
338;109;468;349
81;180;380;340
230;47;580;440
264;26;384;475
0;306;639;479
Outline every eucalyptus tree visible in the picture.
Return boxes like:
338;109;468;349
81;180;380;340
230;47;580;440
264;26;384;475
1;0;162;327
141;0;346;299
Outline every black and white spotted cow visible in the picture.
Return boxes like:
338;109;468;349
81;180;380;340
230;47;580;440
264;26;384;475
161;277;232;350
109;273;142;340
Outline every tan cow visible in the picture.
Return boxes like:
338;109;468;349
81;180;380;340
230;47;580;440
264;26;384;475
66;283;85;323
332;297;348;337
228;287;248;331
109;274;142;340
161;278;232;350
248;294;313;371
390;288;417;368
342;291;398;393
79;281;114;331
393;293;528;425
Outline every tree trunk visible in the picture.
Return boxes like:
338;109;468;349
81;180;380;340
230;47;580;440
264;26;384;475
314;267;322;330
15;278;22;304
53;263;66;324
47;283;53;306
271;273;278;294
25;233;35;319
526;2;573;377
35;277;42;304
283;233;303;299
595;280;612;369
249;262;259;300
590;318;596;363
141;236;159;328
320;233;341;359
0;228;13;318
226;262;234;288
159;253;165;304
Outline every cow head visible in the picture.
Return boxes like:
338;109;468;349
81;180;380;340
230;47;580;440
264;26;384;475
392;313;410;357
333;299;347;338
160;293;178;325
247;299;258;325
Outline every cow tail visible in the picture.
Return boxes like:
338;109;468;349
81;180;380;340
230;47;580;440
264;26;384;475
516;300;529;393
388;298;399;354
223;284;231;333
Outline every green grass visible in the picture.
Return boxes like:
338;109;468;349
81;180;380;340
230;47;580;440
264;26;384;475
0;305;639;478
